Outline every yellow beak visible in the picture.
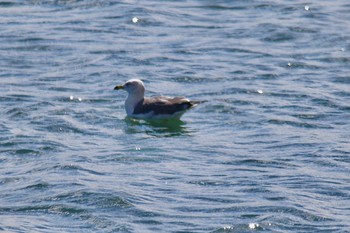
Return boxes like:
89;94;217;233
114;85;124;90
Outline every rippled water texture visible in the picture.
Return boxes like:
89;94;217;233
1;1;350;232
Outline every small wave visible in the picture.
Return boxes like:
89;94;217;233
47;190;133;209
53;164;106;176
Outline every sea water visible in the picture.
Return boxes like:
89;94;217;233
1;1;349;232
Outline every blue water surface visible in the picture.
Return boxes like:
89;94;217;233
1;1;350;232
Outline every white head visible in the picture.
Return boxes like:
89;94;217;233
114;79;145;115
114;79;145;96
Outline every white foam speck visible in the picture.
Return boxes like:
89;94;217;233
70;96;74;100
305;5;310;11
257;90;263;94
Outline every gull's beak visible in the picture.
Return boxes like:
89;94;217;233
114;85;124;90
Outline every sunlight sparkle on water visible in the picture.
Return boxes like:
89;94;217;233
132;17;139;23
249;223;259;229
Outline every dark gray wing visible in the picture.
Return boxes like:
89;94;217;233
133;97;194;115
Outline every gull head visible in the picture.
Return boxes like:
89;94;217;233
114;79;145;96
114;79;146;116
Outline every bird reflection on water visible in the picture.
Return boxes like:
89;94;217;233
124;117;192;137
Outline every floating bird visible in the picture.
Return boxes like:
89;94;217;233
114;79;203;119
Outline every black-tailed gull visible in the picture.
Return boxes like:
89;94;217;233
114;79;203;119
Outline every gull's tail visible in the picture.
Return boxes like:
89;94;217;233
189;100;207;108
